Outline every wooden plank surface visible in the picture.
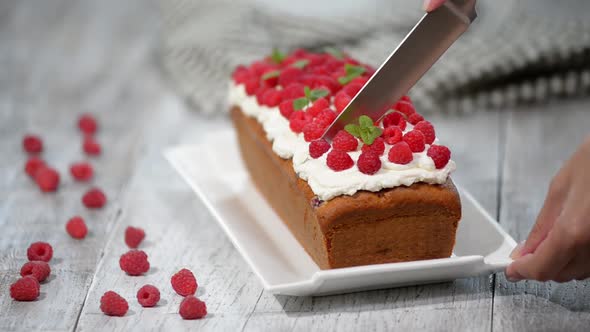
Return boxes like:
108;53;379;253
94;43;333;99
1;0;589;331
493;101;590;331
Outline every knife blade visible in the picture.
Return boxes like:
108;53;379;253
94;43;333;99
321;0;477;141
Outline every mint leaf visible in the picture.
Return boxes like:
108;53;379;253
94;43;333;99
270;48;286;64
291;59;310;69
360;130;372;145
345;124;361;137
338;64;367;85
304;86;312;99
358;115;373;128
324;46;345;59
369;126;383;138
261;70;280;80
309;88;329;101
293;97;309;111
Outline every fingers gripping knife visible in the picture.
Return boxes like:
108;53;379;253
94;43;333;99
321;0;477;141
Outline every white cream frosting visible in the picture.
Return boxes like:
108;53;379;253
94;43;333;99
228;83;456;201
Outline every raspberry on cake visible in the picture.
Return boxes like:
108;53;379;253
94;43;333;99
229;49;460;269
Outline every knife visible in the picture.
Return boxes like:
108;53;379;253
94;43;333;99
321;0;477;141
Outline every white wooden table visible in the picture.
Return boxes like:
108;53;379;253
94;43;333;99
1;1;589;331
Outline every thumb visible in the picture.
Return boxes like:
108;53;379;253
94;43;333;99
423;0;446;12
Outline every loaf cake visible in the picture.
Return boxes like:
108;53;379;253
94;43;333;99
229;49;461;269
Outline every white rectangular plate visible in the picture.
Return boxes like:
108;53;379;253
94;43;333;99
166;129;516;296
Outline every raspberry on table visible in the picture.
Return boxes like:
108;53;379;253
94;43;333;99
35;166;60;192
179;296;207;320
23;135;43;154
388;141;414;165
361;137;385;156
332;130;358;152
100;291;129;317
10;276;40;301
414;121;436;145
309;139;331;159
427;145;451;169
70;162;93;181
382;112;407;131
66;216;88;239
383;126;403;145
357;151;382;175
408;112;425;125
119;250;150;276
25;157;46;178
83;137;101;156
403;130;426;153
27;242;53;262
20;261;51;282
78;114;98;135
137;284;160;308
125;226;145;249
171;268;198;296
82;188;107;209
326;150;354;171
393;100;416;117
279;99;295;119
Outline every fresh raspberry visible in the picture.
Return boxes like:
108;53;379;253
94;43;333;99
324;58;345;72
179;296;207;320
171;268;198;296
342;83;363;98
78;114;98;135
427;145;451;169
20;261;51;282
70;162;93;181
309;139;331;159
280;83;305;100
250;61;275;76
278;67;303;87
414;121;436;145
408;113;425;125
289;111;310;133
244;78;260;95
357;151;382;175
403;130;426;152
382;112;407;131
334;92;352;113
35;166;60;192
27;242;53;262
66;216;88;239
361;137;385;156
383;126;403;145
349;76;369;86
23;135;43;154
261;88;282;107
331;130;358;152
125;226;145;249
302;122;325;142
260;68;279;87
10;276;40;301
310;65;330;76
388;141;414;165
232;65;250;84
100;291;129;317
313;76;340;93
119;250;150;276
25;157;45;177
326;150;354;171
137;284;160;307
82;188;107;208
393;100;416;117
83;137;101;156
401;95;412;103
314;108;337;127
306;98;329;117
279;99;295;119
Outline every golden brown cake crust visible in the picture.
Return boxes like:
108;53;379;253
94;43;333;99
231;106;462;269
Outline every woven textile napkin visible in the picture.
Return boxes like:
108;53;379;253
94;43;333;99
159;0;590;114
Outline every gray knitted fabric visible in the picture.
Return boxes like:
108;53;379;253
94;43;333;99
159;0;590;114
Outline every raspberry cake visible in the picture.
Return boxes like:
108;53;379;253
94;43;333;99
229;49;461;269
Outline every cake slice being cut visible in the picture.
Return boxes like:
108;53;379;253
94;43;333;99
229;49;461;269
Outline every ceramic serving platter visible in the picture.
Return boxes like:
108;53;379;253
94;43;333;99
166;130;516;296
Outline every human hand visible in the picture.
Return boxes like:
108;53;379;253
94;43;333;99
423;0;447;12
505;136;590;283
